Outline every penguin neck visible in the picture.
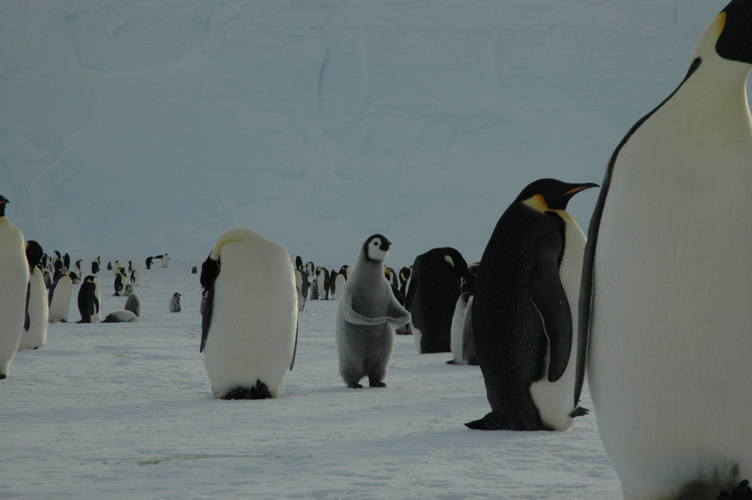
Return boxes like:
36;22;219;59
671;57;752;132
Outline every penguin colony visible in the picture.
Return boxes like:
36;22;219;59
4;3;752;498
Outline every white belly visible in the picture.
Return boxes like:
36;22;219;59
588;126;752;498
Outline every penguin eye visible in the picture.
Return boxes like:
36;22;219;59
373;240;379;246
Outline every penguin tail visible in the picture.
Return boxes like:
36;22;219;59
221;380;271;400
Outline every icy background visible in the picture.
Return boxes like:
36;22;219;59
3;261;620;499
1;0;743;266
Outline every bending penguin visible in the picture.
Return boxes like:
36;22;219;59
578;3;752;499
335;234;411;389
405;247;469;354
200;228;298;400
0;195;30;378
467;178;596;431
18;240;49;351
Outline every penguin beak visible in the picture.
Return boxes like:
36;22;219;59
381;240;391;251
564;182;599;197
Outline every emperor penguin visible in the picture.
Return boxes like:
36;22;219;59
335;234;411;389
578;3;752;498
77;275;100;323
405;247;469;354
169;292;181;313
18;240;49;351
113;268;128;296
91;257;100;274
145;256;153;269
466;178;596;431
161;253;169;268
449;262;479;366
0;196;30;378
48;272;75;323
200;228;298;400
130;268;140;287
316;267;329;299
330;270;346;300
112;260;121;275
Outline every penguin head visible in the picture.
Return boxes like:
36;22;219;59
517;178;599;212
0;194;8;217
363;234;391;263
25;240;44;270
713;0;752;65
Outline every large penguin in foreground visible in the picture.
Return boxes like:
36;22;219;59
0;196;30;378
578;2;752;499
18;240;48;351
335;234;411;389
467;179;596;431
405;247;469;354
200;228;298;400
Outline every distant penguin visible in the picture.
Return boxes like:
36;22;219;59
73;260;82;280
316;267;330;300
48;272;75;323
448;293;476;365
130;268;140;287
405;247;468;354
102;310;139;323
145;256;153;269
169;292;182;313
191;266;198;274
18;240;48;351
113;268;128;296
294;270;306;311
127;261;134;274
579;4;752;498
112;260;121;275
200;228;298;400
125;293;141;317
309;279;319;300
335;234;411;389
77;275;100;323
330;270;346;300
295;255;303;272
91;257;100;274
161;253;169;268
43;267;53;289
466;179;596;432
106;261;112;271
305;261;314;277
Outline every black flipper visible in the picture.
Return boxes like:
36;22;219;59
289;321;298;371
529;221;571;383
199;255;220;353
24;281;31;331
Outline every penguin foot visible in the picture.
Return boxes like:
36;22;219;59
221;380;271;400
465;411;550;431
347;383;364;389
369;381;387;388
0;373;6;380
569;406;590;418
717;479;751;500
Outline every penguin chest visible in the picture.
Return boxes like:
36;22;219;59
588;109;752;492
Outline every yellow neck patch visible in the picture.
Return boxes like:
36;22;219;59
522;194;548;213
717;11;726;40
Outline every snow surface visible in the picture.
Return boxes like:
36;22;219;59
2;0;747;266
1;261;619;499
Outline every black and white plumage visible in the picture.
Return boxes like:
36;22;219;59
200;228;298;400
467;179;596;431
405;247;469;354
0;196;30;377
77;275;100;323
578;2;752;498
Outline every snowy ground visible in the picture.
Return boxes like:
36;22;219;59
1;261;620;499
